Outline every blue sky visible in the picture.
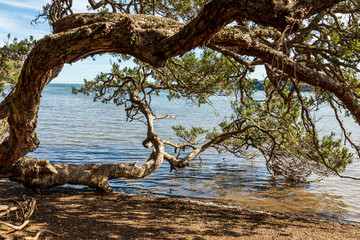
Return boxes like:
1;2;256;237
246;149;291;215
0;0;50;39
0;0;265;84
0;0;114;84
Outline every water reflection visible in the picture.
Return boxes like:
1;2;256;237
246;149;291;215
25;84;360;224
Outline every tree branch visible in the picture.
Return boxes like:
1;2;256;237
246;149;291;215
0;0;353;183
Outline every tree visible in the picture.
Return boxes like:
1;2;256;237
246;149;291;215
0;0;359;192
0;35;35;149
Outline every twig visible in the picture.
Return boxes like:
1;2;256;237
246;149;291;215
0;205;18;218
0;198;19;202
0;233;11;240
0;219;29;230
25;229;62;240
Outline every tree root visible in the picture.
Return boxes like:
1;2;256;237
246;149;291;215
25;229;62;240
0;233;10;240
0;219;29;230
0;197;37;240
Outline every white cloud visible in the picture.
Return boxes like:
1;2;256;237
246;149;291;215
0;12;19;32
0;0;98;42
0;0;49;10
71;0;91;12
0;10;50;41
0;0;92;12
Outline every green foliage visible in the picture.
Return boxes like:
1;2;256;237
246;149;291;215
152;48;248;105
66;0;360;182
0;34;35;87
152;0;207;22
74;44;357;182
172;125;208;143
313;133;353;173
75;48;247;107
97;7;110;13
38;0;207;26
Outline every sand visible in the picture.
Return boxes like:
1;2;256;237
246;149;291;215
0;182;359;240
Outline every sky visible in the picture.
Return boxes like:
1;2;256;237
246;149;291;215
0;0;114;84
0;0;265;84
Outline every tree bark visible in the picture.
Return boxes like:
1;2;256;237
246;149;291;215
208;28;360;124
0;0;350;190
9;155;163;192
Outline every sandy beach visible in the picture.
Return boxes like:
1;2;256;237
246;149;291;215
0;182;359;240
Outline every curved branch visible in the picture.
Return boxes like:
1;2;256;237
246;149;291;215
209;28;360;124
0;0;350;183
7;89;165;192
165;124;270;170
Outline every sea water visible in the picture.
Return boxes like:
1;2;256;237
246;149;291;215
25;84;360;224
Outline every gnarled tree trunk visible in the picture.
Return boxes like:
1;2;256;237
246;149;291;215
0;0;353;191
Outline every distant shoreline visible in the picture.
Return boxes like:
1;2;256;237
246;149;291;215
11;81;314;92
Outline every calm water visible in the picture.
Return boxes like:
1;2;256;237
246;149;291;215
26;84;360;224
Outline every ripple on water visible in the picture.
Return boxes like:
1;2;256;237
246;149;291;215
21;84;360;224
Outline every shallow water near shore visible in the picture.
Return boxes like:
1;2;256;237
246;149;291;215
25;84;360;224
